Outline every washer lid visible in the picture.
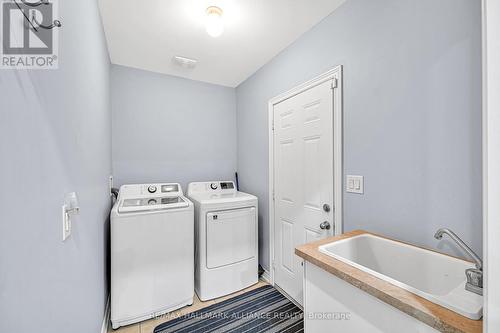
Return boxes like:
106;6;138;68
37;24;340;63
188;191;257;205
118;196;189;213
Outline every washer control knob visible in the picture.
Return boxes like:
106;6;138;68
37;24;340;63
210;183;218;190
148;185;157;193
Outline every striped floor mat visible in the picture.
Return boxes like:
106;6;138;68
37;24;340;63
154;285;303;333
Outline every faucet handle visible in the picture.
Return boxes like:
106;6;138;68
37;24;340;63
465;268;483;295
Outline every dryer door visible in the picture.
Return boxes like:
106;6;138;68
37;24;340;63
206;207;256;269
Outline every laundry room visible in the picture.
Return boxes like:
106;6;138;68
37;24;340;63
1;1;499;333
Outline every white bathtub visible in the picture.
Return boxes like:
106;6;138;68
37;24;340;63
318;233;483;320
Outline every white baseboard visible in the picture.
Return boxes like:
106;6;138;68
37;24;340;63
101;295;110;333
261;269;271;283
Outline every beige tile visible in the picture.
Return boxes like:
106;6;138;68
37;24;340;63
140;315;176;333
140;295;215;333
107;323;140;333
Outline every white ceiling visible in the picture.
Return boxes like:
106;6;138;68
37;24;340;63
99;0;346;87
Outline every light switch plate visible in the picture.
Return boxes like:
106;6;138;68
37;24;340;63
346;175;364;194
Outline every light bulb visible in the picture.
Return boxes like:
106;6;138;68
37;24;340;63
206;6;224;37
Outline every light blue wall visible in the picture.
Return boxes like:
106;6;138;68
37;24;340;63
111;65;237;191
0;1;111;333
236;0;482;270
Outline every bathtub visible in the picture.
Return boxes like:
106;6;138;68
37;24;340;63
318;233;483;320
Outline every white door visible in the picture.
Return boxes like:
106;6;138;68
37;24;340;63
273;79;335;305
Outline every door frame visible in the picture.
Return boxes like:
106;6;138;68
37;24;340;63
483;0;500;331
268;66;343;285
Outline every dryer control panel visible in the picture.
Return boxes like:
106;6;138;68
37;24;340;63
187;181;236;194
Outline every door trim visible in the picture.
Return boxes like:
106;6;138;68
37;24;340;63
268;66;343;285
483;1;500;331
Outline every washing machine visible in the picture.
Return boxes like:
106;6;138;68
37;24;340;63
187;181;258;301
111;183;194;329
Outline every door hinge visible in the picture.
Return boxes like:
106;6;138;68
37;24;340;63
272;261;276;270
331;78;338;89
272;189;275;201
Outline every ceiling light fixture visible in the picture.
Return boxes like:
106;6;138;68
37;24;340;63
205;6;224;38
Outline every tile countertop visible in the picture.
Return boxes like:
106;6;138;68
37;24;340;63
295;230;483;333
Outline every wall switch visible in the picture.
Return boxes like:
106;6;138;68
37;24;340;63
62;205;71;241
346;175;364;194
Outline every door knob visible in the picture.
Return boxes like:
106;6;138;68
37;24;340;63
320;221;331;230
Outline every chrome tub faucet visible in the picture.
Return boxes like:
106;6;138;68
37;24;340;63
434;228;483;296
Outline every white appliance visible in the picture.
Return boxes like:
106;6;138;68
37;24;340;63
111;183;194;329
187;181;258;301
